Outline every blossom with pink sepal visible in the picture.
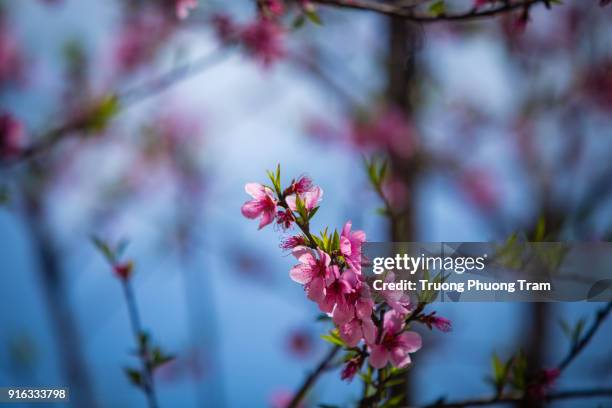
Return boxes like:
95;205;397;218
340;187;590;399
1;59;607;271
422;311;452;332
368;310;422;369
280;235;306;250
241;183;278;229
340;221;366;274
341;354;364;382
289;247;334;311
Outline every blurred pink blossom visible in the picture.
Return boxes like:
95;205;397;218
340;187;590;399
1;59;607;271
176;0;197;19
0;112;27;159
286;328;314;358
269;389;302;408
460;169;498;211
240;19;284;67
113;11;171;73
0;20;26;86
260;0;285;18
349;106;416;158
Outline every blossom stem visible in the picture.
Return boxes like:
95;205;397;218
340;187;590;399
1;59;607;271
121;279;160;408
10;49;227;164
287;345;341;408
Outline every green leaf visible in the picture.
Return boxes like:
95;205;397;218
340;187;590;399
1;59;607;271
292;15;306;29
511;352;527;391
151;347;175;370
429;0;446;16
91;236;116;264
123;367;144;388
305;9;322;25
308;206;320;220
492;353;504;382
533;217;546;242
320;329;346;347
85;95;120;133
0;185;10;205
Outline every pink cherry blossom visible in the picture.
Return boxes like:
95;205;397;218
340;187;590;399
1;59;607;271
289;247;334;311
338;314;376;347
291;176;313;195
332;280;373;326
368;310;422;369
241;183;278;229
340;221;366;274
240;18;284;67
320;267;359;315
378;272;411;315
286;186;323;212
176;0;197;19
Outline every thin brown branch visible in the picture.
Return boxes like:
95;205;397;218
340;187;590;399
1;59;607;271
8;50;227;164
287;345;341;408
312;0;545;22
556;301;612;372
415;302;612;408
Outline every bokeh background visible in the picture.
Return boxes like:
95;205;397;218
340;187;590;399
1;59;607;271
1;0;611;407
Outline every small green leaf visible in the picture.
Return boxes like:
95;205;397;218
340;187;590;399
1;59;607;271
320;329;346;347
85;95;120;133
429;0;446;16
123;367;143;388
305;9;322;25
151;347;175;369
91;236;116;264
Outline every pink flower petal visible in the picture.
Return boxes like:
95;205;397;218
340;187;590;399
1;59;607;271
368;345;388;369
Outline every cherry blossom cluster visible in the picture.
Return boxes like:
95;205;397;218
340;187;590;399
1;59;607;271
241;167;451;381
211;0;319;67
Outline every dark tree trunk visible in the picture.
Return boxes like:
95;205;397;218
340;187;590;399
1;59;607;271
25;201;98;408
386;16;421;406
